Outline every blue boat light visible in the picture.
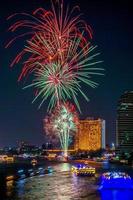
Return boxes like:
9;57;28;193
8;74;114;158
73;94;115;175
38;167;43;170
28;169;33;172
18;169;24;174
100;172;133;190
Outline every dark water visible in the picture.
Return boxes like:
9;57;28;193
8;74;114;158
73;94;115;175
0;162;133;200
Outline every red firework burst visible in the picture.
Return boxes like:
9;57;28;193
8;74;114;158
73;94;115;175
6;0;92;81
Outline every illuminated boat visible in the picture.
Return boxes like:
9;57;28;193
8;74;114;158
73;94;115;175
45;166;53;174
6;175;14;181
16;169;26;180
27;168;35;177
100;172;133;189
35;167;45;175
31;159;38;166
71;164;95;176
0;155;14;162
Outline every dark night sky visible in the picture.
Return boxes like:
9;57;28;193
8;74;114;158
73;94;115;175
0;0;132;147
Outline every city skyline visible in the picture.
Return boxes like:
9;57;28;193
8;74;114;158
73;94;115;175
116;91;133;153
0;0;132;147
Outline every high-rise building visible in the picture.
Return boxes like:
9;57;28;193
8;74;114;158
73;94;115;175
75;118;106;151
116;91;133;153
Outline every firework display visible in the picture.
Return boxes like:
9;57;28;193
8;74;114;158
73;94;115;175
45;102;78;156
7;0;104;155
7;0;103;111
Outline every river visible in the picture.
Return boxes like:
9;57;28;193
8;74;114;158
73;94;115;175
0;162;133;200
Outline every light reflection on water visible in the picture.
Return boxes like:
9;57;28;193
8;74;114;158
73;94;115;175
16;179;26;198
3;163;133;200
13;163;99;200
53;162;70;172
6;180;14;198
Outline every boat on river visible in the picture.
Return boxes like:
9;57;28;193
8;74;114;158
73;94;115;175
100;172;133;189
71;164;95;176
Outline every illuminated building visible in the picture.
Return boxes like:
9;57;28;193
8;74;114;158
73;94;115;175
116;91;133;153
75;118;105;151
